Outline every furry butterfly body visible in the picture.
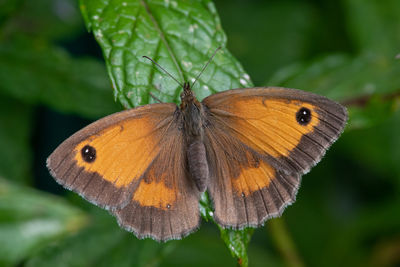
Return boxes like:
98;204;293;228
47;84;347;241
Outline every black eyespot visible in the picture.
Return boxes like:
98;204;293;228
296;107;312;125
81;145;96;163
166;204;171;209
241;192;245;198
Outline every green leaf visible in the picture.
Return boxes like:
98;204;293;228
80;0;254;262
0;96;33;184
268;53;400;100
343;0;400;54
216;1;317;84
0;38;121;119
0;0;83;41
79;0;253;108
325;197;400;266
219;227;253;267
340;108;400;179
347;95;399;130
199;192;214;222
0;178;88;267
25;207;174;267
0;0;21;24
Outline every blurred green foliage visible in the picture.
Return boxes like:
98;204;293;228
0;0;399;266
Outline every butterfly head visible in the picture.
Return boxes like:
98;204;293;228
180;82;199;110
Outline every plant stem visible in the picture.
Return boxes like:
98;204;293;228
267;217;304;267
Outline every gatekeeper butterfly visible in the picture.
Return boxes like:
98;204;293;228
47;50;347;241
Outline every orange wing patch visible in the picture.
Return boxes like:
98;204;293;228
73;116;168;188
212;98;319;158
232;160;275;197
133;179;176;210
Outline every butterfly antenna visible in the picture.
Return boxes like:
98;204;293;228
192;46;221;88
149;92;163;103
142;56;184;88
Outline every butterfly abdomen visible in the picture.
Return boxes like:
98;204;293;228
187;140;209;192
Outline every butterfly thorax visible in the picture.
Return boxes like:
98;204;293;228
179;82;209;192
179;82;205;138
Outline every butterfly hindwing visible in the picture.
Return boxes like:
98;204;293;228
202;87;347;227
204;118;301;227
113;119;201;241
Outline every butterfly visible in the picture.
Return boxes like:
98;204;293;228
47;54;348;242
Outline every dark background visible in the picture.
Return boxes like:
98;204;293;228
0;0;399;266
